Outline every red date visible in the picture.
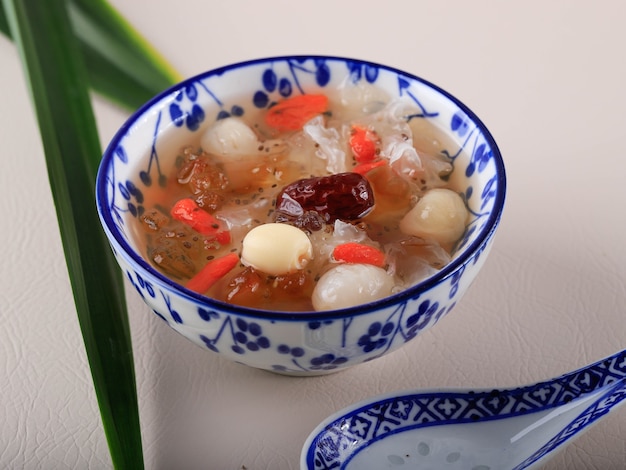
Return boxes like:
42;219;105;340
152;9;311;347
274;172;375;226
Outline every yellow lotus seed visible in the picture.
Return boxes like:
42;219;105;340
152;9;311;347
241;223;313;276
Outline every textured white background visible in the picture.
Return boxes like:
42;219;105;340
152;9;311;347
1;1;625;468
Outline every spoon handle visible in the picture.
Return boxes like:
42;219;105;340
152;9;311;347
513;376;626;470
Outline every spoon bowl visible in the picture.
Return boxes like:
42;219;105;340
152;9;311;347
301;349;626;469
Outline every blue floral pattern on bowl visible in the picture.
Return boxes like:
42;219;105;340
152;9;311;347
96;56;506;375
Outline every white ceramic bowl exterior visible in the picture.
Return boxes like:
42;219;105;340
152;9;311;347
96;56;506;375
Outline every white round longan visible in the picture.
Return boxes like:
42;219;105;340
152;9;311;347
241;223;313;276
311;264;395;311
399;188;468;245
201;117;260;157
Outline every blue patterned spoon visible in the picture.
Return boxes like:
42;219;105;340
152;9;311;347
301;349;626;470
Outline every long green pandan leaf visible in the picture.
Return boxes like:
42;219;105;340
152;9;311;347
0;0;181;112
0;5;8;35
3;0;144;468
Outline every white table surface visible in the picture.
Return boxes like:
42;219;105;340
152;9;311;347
2;1;625;468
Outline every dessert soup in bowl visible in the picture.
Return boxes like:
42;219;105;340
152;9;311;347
96;56;506;375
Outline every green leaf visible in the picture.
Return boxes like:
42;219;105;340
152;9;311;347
0;4;8;35
69;0;181;91
82;38;166;111
3;0;144;468
0;0;181;112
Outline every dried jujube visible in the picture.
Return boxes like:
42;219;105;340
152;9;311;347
274;172;375;226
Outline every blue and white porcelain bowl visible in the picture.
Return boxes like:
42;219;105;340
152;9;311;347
96;56;506;375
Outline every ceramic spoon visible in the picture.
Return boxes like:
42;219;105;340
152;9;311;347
301;349;626;470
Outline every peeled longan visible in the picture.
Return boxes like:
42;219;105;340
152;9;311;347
201;117;287;189
399;188;468;245
241;223;313;276
311;264;394;311
201;117;260;157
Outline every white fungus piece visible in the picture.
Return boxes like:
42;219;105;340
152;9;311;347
312;264;395;311
337;81;391;118
303;115;348;174
374;101;422;167
399;188;468;245
241;223;313;276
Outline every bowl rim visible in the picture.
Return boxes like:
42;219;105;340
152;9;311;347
96;54;506;321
